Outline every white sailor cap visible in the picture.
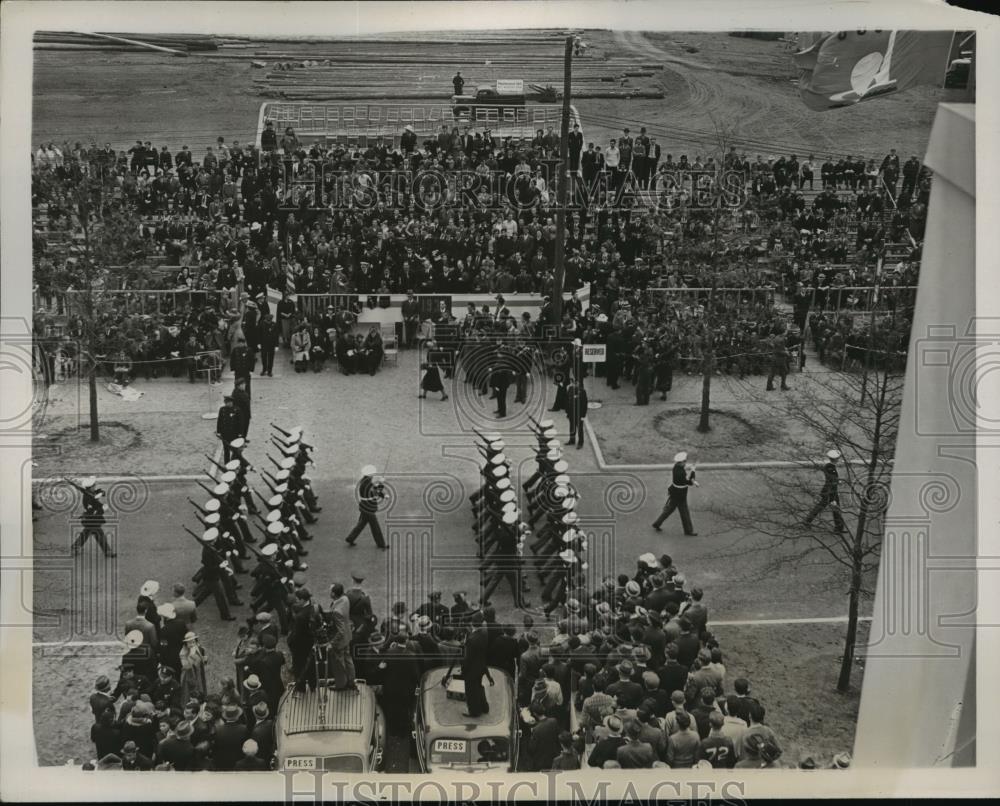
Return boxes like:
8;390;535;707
280;457;297;469
266;509;282;523
491;465;508;478
225;460;241;471
361;465;377;477
552;486;569;499
220;471;237;484
827;449;842;460
559;548;578;564
554;460;569;473
140;580;159;598
554;474;571;486
213;483;229;496
496;477;512;490
489;453;507;466
563;496;578;510
674;451;688;463
268;494;283;508
201;528;219;543
204;499;221;512
261;542;279;557
267;521;284;535
275;469;291;481
81;476;97;488
562;511;579;525
230;437;246;449
502;510;518;525
546;449;562;462
489;440;506;451
274;483;289;494
204;512;221;525
499;489;516;503
536;419;555;429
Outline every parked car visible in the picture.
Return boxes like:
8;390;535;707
275;682;386;772
413;666;519;773
452;87;526;122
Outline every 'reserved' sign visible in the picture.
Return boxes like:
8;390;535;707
496;79;524;94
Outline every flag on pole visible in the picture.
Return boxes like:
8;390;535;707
795;31;955;111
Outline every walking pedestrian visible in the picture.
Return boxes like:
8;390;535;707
651;452;698;536
216;399;242;463
803;449;847;533
70;477;115;557
258;313;279;377
344;466;388;549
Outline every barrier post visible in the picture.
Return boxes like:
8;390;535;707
199;349;222;420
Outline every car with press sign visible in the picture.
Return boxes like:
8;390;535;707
275;681;386;773
412;666;519;772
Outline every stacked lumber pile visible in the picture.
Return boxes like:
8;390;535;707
34;31;222;54
244;34;664;101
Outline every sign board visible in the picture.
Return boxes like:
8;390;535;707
496;79;524;94
582;344;606;363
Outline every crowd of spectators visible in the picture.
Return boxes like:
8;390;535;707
32;124;926;381
85;550;853;771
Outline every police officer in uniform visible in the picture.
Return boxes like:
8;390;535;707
765;334;791;392
217;397;243;463
651;451;698;536
804;449;847;533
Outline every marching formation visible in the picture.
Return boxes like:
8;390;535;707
186;426;321;626
472;416;590;616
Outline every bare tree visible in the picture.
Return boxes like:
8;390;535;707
712;361;903;692
693;121;755;433
35;165;146;441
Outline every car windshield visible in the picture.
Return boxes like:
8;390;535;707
429;737;509;765
323;755;364;772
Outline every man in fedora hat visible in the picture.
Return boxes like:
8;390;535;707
346;572;373;632
250;701;275;762
607;660;643;708
651;451;698;536
803;449;847;533
156;719;196;771
213;704;249;771
157;603;187;675
89;675;117;720
442;611;494;718
120;739;153;771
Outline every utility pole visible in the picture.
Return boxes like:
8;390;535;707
551;35;573;325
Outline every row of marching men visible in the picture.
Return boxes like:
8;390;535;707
470;416;589;617
183;426;322;630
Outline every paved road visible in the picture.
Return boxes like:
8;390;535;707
33;348;864;643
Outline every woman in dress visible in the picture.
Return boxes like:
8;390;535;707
309;325;328;373
290;323;311;373
419;341;448;401
179;631;208;703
